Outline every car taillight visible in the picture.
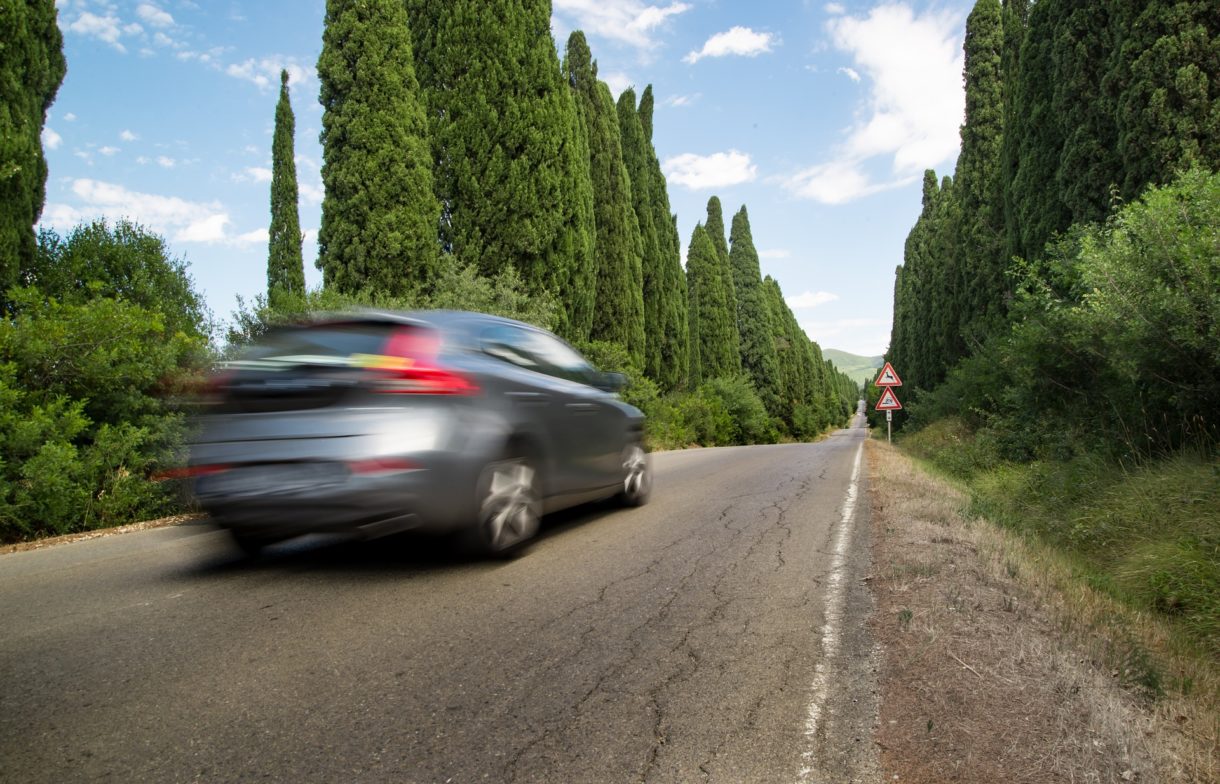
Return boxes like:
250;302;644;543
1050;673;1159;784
153;464;231;481
347;457;418;475
368;327;479;396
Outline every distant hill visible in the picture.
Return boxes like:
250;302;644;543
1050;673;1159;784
823;349;884;387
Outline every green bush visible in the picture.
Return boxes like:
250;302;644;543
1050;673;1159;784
0;223;209;542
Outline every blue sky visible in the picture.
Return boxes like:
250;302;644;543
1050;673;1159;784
42;0;973;357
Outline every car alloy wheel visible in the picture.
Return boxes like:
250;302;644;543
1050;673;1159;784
475;457;540;555
617;443;651;507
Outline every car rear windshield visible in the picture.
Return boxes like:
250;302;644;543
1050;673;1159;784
235;322;408;368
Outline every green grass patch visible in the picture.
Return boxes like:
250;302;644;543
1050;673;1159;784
900;421;1220;657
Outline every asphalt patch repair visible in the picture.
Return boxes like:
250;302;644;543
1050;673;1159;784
865;439;1217;784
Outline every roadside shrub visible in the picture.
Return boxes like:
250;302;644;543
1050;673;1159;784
0;223;209;541
698;376;777;445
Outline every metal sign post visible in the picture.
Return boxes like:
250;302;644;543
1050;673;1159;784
873;364;903;444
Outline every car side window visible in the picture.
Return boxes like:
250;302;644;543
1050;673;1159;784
524;331;595;384
481;325;594;384
480;325;542;371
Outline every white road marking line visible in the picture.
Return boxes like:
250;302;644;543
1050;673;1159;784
796;440;864;783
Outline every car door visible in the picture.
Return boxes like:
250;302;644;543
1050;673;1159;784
519;329;626;492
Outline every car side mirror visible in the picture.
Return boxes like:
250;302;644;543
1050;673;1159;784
594;371;628;392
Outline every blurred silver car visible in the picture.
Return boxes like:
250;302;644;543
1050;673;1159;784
189;310;650;556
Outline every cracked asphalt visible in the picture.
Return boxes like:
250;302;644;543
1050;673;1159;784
0;418;875;783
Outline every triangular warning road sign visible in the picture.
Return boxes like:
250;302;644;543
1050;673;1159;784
875;387;903;411
874;362;903;387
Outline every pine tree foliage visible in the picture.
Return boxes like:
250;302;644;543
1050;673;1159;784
268;70;305;303
405;0;596;340
955;0;1006;342
617;87;664;378
889;0;1219;435
639;85;689;391
317;0;438;297
0;0;65;294
703;196;739;335
563;32;645;365
728;206;782;418
686;224;738;383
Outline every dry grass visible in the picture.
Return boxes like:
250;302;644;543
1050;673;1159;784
867;439;1218;783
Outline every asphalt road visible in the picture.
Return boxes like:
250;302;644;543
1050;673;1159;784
0;417;876;784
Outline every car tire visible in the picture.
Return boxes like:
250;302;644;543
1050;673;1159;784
615;442;651;507
466;454;541;557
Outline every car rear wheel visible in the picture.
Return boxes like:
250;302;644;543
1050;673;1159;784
467;456;541;556
616;443;651;507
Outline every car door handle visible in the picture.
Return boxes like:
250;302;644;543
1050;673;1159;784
507;391;549;405
566;402;598;415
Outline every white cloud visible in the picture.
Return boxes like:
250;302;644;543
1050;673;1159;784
99;146;119;156
552;0;690;49
123;22;144;36
42;179;234;245
601;72;633;99
785;3;964;205
67;12;129;53
663;93;698;108
233;227;269;247
120;130;138;142
787;290;839;309
233;166;272;184
825;2;846;14
837;66;860;82
64;113;77;122
156;156;176;168
226;58;312;91
136;3;175;28
758;248;791;259
42;128;63;150
136;156;150;165
299;183;324;206
663;150;757;190
684;26;775;64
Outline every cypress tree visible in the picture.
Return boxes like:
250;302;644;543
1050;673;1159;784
0;0;65;294
405;0;596;339
955;0;1006;343
1111;1;1220;200
564;32;645;364
996;0;1028;283
617;87;664;378
728;206;782;418
1004;0;1070;262
686;224;738;383
640;85;689;390
317;0;438;297
1051;3;1120;227
704;196;739;333
268;70;305;303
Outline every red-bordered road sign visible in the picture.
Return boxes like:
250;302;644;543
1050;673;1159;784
875;387;903;411
874;362;903;387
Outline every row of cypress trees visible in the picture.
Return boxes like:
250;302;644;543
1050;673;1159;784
888;0;1220;395
265;0;855;432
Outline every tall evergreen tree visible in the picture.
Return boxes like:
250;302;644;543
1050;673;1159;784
1004;0;1070;263
617;87;664;377
268;70;305;303
0;0;65;294
686;224;738;383
704;196;739;335
564;32;645;364
404;0;596;339
996;0;1028;281
640;85;689;390
1111;1;1220;199
728;206;782;418
317;0;438;296
954;0;1006;343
